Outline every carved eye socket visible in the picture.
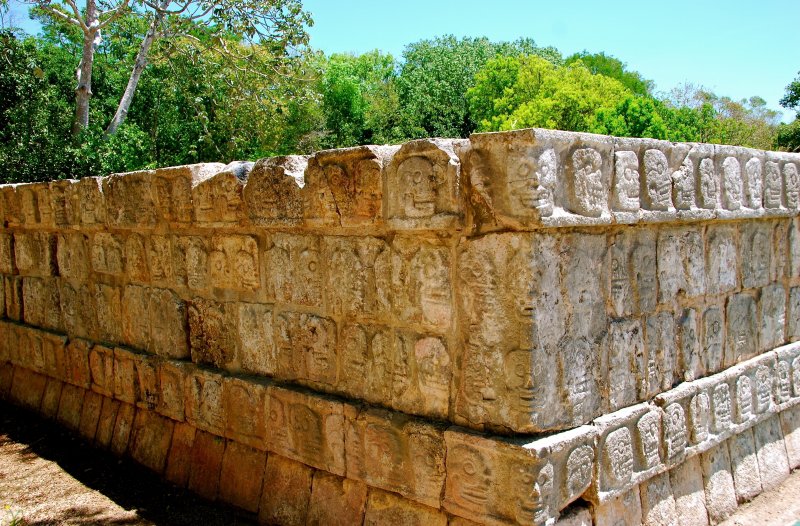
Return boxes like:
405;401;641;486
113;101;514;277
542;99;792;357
308;261;318;272
517;162;531;177
412;170;424;184
462;459;477;476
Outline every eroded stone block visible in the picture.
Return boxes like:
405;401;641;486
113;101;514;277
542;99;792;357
91;233;124;276
727;294;757;363
668;455;709;526
165;422;196;487
307;471;368;526
208;234;260;291
223;375;268;449
125;233;149;283
265;233;322;306
56;383;85;431
728;428;762;502
218;441;266;513
22;277;61;331
741;222;771;289
172;236;209;290
94;283;122;343
678;308;703;381
236;302;274;376
188;429;226;500
148;288;188;359
78;390;103;440
789;288;800;341
10;366;46;410
657;227;704;302
185;367;225;435
0;232;14;274
364;490;447;526
4;276;22;321
89;344;114;397
110;402;136;456
760;284;786;351
780;404;800;468
193;166;247;224
188;298;236;369
705;225;738;295
337;323;393;405
606;318;645;410
103;170;157;226
76;177;106;225
700;444;737;523
158;360;192;421
754;416;790;491
275;311;337;388
645;312;677;396
14;232;54;277
153;163;224;223
95;396;120;449
324;236;389;318
743;154;765;209
259;455;314;526
244;156;307;225
60;281;95;339
593;486;643;526
640;472;677;526
56;233;89;280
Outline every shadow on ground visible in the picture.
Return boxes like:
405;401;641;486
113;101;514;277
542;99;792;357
0;400;258;526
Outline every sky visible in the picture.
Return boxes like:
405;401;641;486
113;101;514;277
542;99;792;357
6;0;799;121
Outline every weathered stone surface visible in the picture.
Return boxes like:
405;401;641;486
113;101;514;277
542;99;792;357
208;234;260;291
184;366;225;435
741;222;771;289
705;225;738;296
657;227;705;302
592;486;643;526
95;396;120;449
640;472;677;526
57;233;90;280
158;360;191;421
129;408;174;474
244;155;307;225
56;384;85;431
760;284;786;351
40;378;64;419
89;344;115;397
103;170;157;226
10;366;47;410
152;163;223;223
780;404;800;468
364;489;448;526
14;232;54;277
275;311;337;388
188;298;236;369
668;455;709;526
4;276;23;321
218;441;266;513
728;428;762;503
94;283;123;343
726;293;757;363
187;430;226;500
260;454;314;526
700;444;737;523
164;422;196;487
110;402;136;456
223;375;268;449
60;281;96;339
192;164;248;225
754;416;790;491
307;471;368;526
236;302;274;376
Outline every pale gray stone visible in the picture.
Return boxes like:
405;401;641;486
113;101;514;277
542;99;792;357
700;444;737;523
640;472;677;526
754;416;790;491
760;284;786;351
788;287;800;341
669;455;709;526
779;404;800;469
741;223;771;289
726;294;757;363
705;225;738;295
727;428;762;502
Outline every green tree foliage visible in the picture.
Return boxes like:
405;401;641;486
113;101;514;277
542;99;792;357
777;72;800;152
565;51;652;96
468;55;630;132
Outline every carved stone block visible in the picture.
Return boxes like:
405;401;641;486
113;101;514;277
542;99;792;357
89;344;115;397
17;182;54;226
391;330;451;419
742;153;765;209
152;163;223;223
90;233;124;276
307;472;368;526
324;236;389;318
48;179;78;226
783;161;800;210
192;164;247;224
147;288;188;359
172;236;209;290
158;360;192;422
259;455;314;526
14;232;54;277
364;490;447;526
608;229;658;316
764;160;784;209
244;156;307;225
386;139;463;229
705;224;738;295
56;233;89;280
147;235;173;285
719;155;743;211
60;281;95;339
701;306;726;373
103;170;157;226
0;232;14;274
266;385;346;475
789;287;800;341
645;312;677;396
124;233;149;283
726;293;757;362
612;150;640;213
741;222;771;289
606;318;645;410
122;285;150;350
208;235;260;291
4;276;22;321
678;308;702;381
337;323;393;406
693;144;719;210
275;311;337;388
760;284;786;351
76;177;106;226
657;227;705;302
22;277;61;331
345;408;446;507
184;367;225;435
94;283;123;343
188;297;236;369
265;233;322;306
223;375;268;450
236;302;274;376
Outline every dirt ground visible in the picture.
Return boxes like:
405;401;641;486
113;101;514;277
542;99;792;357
1;400;799;526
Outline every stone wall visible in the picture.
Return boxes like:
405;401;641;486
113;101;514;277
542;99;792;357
1;127;800;525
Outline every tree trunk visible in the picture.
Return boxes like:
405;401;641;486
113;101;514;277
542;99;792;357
71;0;100;136
105;10;163;136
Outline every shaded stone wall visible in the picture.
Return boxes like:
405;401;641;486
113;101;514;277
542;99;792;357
1;128;800;525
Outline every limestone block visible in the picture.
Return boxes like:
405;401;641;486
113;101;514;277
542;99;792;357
727;428;762;502
172;236;209;290
589;404;662;503
644;312;678;396
265;233;323;307
701;306;726;374
95;396;120;449
56;383;85;431
188;297;236;369
726;293;757;363
657;227;705;303
48;179;78;226
1;185;21;226
89;344;114;397
456;232;603;432
592;486;643;526
56;233;90;280
640;472;677;526
235;302;274;376
779;404;800;468
152;163;224;223
208;234;260;291
148;288;188;359
468;128;613;229
324;236;389;318
165;422;196;487
753;416;790;491
78;389;103;440
18;325;46;373
390;331;451;419
385;138;464;229
223;375;268;450
60;281;96;339
605;318;646;411
75;177;106;226
4;276;22;321
110;402;135;456
147;235;173;285
307;471;368;526
14;232;54;277
124;233;149;283
64;338;91;388
243;155;307;225
10;367;46;410
715;150;744;212
364;489;448;526
740;222;771;289
772;220;790;281
113;346;137;404
691;143;720;211
653;383;695;468
132;352;159;410
345;407;446;507
782;158;800;210
275;311;337;388
267;385;346;475
669;455;709;526
740;151;766;210
773;345;798;407
678;308;703;381
90;233;125;276
22;277;61;331
337;322;393;405
259;454;314;526
304;145;396;227
760;283;786;351
40;378;64;420
0;232;14;274
184;366;225;435
218;441;266;513
94;283;123;343
705;225;738;295
158;360;192;421
700;444;737;524
791;218;800;277
187;429;226;500
18;182;55;227
444;425;596;526
103;170;157;226
122;285;150;350
709;379;734;438
192;164;247;225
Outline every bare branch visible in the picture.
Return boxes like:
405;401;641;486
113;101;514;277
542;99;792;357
35;3;84;29
98;0;131;29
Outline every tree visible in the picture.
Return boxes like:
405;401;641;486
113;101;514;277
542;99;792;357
565;51;652;96
777;72;800;152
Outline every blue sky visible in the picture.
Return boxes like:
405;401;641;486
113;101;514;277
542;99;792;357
8;0;799;121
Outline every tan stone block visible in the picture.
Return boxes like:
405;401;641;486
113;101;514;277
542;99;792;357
780;404;800;468
22;277;61;331
96;396;121;449
267;385;345;475
235;302;274;376
208;234;260;291
122;284;150;350
760;283;787;352
10;367;46;410
148;288;188;359
75;176;106;225
110;402;136;456
192;166;246;225
364;489;447;526
42;332;67;382
728;428;762;503
65;339;91;388
132;352;159;410
40;378;63;420
1;185;21;225
219;441;266;513
0;273;5;318
48;179;78;226
223;375;268;450
265;233;322;306
754;416;790;491
705;224;739;296
60;281;96;339
323;236;390;319
0;232;15;274
56;233;90;281
147;235;173;285
640;472;677;526
0;321;15;364
172;235;209;290
345;408;446;507
113;347;137;404
165;422;196;487
700;444;737;523
391;330;452;420
89;344;115;397
57;384;85;431
741;222;772;289
103;170;157;227
14;232;55;277
4;276;23;321
78;390;103;440
129;409;174;474
15;325;45;372
243;156;306;226
188;430;226;500
188;297;236;369
259;454;314;526
152;163;223;223
726;293;758;363
90;233;125;276
307;471;368;526
668;455;708;526
185;367;225;435
337;322;393;406
158;360;192;421
94;283;123;343
125;232;150;282
275;311;337;388
304;146;394;227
